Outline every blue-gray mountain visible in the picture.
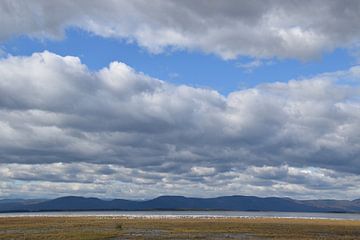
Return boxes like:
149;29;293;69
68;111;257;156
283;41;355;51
1;196;360;213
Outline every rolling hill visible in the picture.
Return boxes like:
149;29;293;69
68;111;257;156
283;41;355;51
1;195;360;213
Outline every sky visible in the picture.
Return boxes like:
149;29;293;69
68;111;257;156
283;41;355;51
0;0;360;200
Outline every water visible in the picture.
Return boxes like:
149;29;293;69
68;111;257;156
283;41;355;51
1;211;360;220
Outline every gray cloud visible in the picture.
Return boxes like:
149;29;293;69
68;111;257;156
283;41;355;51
1;163;360;200
1;0;360;59
0;51;360;199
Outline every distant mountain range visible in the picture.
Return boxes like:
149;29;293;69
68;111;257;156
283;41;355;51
1;195;360;213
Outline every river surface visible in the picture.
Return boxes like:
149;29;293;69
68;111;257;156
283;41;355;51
1;211;360;220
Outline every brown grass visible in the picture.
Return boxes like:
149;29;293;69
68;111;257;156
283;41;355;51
0;216;359;239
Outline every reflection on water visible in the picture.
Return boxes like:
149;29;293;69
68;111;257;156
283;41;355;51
1;211;360;220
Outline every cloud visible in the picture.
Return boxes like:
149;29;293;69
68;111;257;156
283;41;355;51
191;166;216;176
1;1;360;60
236;59;273;73
0;51;360;199
1;163;359;200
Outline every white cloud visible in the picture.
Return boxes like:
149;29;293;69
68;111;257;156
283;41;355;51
236;59;273;72
1;1;360;60
191;166;216;176
1;163;359;200
0;51;360;199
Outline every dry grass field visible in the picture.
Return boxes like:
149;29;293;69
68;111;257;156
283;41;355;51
0;216;359;239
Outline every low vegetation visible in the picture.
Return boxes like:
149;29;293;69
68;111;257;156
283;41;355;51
0;216;359;239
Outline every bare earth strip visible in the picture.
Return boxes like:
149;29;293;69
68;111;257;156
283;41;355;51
0;216;359;239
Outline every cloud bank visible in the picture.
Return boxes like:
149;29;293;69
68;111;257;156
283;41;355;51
1;0;360;59
0;51;359;199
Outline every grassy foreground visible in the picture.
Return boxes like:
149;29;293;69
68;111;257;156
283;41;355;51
0;216;359;239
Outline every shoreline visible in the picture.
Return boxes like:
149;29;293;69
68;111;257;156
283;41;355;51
1;211;360;221
1;214;360;221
